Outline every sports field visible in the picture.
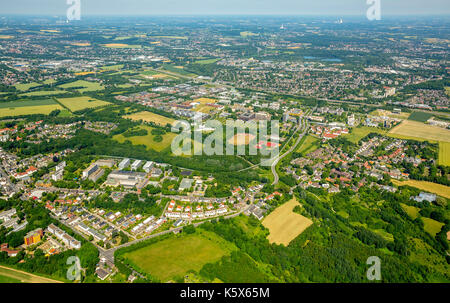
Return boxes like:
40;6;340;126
58;80;104;93
438;142;450;166
124;111;175;126
344;126;386;144
113;125;176;152
393;180;450;199
56;96;110;112
0;99;63;117
0;265;62;283
262;198;313;246
122;232;233;282
388;120;450;143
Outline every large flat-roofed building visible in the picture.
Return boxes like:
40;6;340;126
143;161;154;173
106;170;147;188
95;159;116;168
131;160;143;171
82;163;98;180
118;158;130;170
89;168;105;182
46;224;81;249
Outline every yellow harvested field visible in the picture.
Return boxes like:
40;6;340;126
56;96;110;112
194;97;217;104
388;120;450;143
263;198;313;246
393;180;450;199
74;71;96;76
0;35;14;39
439;142;450;166
102;43;141;49
370;109;410;120
124;111;176;126
228;133;256;146
71;42;91;46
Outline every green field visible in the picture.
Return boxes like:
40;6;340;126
400;203;420;219
408;111;433;123
0;99;63;117
0;274;22;283
439;142;450;166
422;217;445;237
113;125;176;152
20;90;67;97
56;96;110;112
296;135;320;155
101;64;124;71
161;64;196;77
0;266;61;283
123;232;234;282
58;80;104;93
194;58;220;65
14;82;42;91
344;126;387;144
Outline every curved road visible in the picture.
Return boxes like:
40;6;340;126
271;119;308;185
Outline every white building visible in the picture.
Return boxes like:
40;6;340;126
118;158;130;170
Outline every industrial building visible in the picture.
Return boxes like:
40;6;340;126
106;170;148;189
118;158;131;170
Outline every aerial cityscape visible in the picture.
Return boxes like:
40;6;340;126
0;0;449;289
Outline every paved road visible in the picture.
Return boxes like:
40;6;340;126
271;119;308;185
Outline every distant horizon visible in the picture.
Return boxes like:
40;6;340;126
1;0;449;17
1;13;450;17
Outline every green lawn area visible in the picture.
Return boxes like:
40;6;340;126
20;90;67;97
296;135;320;155
422;217;445;237
0;274;22;283
372;229;394;241
344;126;387;144
0;265;62;283
194;58;220;65
0;99;63;117
161;64;196;77
14;82;42;91
58;80;104;93
101;64;124;71
123;231;235;282
400;203;420;219
408;111;433;123
56;96;110;112
113;125;176;152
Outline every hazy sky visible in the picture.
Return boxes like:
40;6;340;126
0;0;448;16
